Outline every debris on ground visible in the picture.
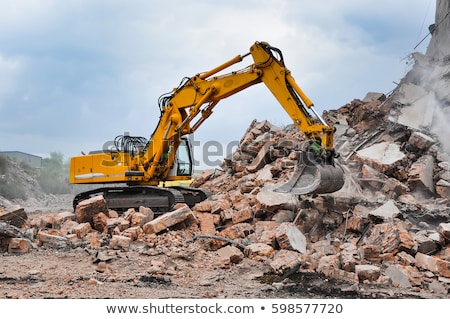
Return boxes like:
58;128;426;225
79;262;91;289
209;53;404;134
2;79;450;297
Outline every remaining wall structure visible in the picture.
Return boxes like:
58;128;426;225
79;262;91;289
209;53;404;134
426;0;450;60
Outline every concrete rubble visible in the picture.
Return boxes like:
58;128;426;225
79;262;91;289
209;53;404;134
2;76;450;297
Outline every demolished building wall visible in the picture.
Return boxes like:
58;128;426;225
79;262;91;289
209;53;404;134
426;0;450;60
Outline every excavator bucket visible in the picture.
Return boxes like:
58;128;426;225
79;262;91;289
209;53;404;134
274;152;345;195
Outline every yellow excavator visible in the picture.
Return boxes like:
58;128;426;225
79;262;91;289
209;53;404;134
69;41;345;213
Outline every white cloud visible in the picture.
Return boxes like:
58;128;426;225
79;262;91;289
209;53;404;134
0;54;24;101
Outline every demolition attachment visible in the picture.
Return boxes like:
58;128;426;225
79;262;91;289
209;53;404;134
274;144;345;195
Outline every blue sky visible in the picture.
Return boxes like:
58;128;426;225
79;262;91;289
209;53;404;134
0;0;436;168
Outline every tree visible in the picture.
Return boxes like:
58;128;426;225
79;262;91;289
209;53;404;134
38;152;71;194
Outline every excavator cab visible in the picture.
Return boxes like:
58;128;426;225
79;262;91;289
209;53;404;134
167;138;193;178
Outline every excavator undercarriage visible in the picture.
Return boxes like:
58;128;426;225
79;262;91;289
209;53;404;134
72;185;211;214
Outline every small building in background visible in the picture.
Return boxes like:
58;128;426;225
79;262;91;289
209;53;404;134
0;151;42;169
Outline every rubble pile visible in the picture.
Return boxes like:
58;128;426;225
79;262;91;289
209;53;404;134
189;88;450;293
2;76;450;296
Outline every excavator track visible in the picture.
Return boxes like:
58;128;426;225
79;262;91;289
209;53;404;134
167;185;212;208
73;186;187;215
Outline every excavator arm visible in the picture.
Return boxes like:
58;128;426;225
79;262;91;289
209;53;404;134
141;41;343;193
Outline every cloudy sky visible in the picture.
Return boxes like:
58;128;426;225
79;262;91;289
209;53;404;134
0;0;436;168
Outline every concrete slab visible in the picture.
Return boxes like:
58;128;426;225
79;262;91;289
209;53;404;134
370;200;402;220
408;131;435;151
256;184;300;212
362;92;385;103
356;142;406;166
394;83;427;105
255;164;273;182
408;154;435;195
389;83;436;130
385;265;412;288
